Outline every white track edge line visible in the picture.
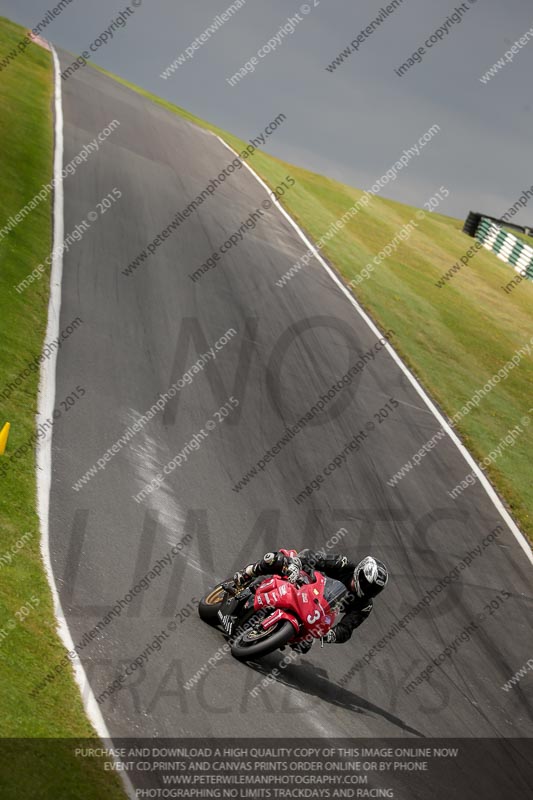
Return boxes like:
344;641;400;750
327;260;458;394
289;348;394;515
36;46;136;799
213;133;533;567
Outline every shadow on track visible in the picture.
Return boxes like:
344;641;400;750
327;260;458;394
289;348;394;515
247;657;425;737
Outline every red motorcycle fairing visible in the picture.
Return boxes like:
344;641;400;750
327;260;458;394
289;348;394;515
253;572;336;639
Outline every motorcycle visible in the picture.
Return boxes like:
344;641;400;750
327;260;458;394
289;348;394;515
198;568;346;660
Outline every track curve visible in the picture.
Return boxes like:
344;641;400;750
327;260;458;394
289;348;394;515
48;49;533;795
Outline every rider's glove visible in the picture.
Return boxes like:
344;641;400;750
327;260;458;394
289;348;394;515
324;629;337;643
285;557;302;584
233;570;247;588
233;565;255;588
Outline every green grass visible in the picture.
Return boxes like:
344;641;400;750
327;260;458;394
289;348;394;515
0;16;124;799
95;63;533;542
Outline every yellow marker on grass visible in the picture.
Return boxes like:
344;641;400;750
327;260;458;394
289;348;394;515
0;422;11;455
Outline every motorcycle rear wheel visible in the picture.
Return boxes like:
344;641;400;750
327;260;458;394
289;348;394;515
230;619;295;660
198;583;227;625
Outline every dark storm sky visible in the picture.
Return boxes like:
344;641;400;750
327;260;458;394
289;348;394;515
3;0;533;222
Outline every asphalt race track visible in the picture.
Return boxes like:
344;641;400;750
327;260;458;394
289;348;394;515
49;50;533;796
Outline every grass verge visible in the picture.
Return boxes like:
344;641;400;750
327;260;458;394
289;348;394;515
0;16;124;799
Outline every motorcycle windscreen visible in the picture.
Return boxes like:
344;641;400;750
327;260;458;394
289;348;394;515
322;576;349;611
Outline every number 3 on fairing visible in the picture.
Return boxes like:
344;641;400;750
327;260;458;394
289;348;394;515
306;609;321;624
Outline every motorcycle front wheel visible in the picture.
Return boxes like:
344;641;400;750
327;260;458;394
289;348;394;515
230;619;295;660
198;583;227;625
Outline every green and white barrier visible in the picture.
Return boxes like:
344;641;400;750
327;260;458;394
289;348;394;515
475;217;533;280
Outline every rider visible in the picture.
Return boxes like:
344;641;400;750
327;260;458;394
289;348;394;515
233;549;388;650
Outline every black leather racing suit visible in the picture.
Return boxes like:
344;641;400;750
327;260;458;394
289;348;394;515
246;549;373;643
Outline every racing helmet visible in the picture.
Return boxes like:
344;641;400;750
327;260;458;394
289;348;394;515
353;556;388;599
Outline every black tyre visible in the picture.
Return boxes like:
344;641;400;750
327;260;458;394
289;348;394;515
198;583;227;625
230;619;295;660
